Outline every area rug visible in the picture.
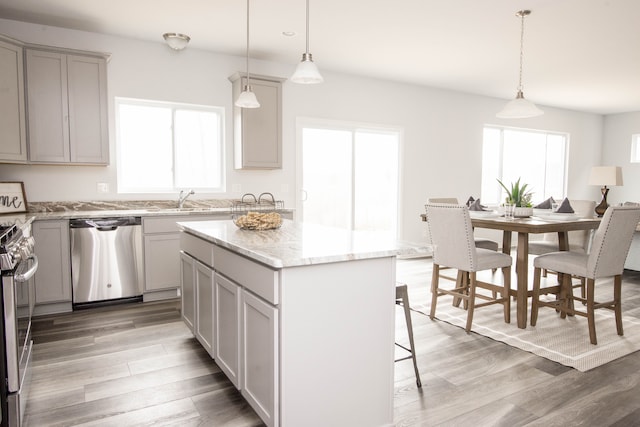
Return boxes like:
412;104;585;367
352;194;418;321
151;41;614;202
412;294;640;372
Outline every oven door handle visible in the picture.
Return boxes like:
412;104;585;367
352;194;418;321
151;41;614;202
15;255;39;282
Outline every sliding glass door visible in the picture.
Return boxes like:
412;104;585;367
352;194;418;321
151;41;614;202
297;119;400;235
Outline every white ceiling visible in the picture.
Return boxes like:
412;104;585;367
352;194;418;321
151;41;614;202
1;0;639;115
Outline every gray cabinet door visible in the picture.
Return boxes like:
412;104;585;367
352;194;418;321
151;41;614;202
0;37;27;163
231;75;283;169
33;220;72;304
25;50;69;163
26;49;109;164
180;252;196;332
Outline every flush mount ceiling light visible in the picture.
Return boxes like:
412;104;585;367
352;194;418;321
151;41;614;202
290;0;323;84
162;33;190;50
496;10;543;119
235;0;260;108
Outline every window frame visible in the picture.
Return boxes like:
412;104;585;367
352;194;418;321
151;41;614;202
115;97;225;194
631;134;640;163
481;125;569;205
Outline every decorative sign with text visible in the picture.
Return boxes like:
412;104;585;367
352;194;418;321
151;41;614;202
0;182;28;214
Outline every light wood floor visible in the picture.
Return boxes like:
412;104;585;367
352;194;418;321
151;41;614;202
25;258;640;426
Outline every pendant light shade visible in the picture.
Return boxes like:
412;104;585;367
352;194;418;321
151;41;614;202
291;0;323;84
235;0;260;108
497;10;543;119
235;86;260;108
497;90;544;118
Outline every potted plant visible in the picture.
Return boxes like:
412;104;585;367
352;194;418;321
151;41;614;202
497;177;534;217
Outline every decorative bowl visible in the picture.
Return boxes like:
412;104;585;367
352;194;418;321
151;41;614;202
232;211;283;230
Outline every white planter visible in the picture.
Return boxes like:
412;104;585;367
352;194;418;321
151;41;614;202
514;207;533;217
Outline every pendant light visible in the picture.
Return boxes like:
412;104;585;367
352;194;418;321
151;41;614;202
291;0;323;84
496;10;543;118
235;0;260;108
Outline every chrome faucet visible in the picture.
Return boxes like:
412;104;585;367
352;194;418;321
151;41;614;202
178;189;195;208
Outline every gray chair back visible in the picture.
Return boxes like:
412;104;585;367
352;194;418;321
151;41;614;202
427;197;459;204
587;206;640;278
540;199;596;250
425;203;477;271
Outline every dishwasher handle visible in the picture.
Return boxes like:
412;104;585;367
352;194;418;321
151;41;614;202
70;217;141;230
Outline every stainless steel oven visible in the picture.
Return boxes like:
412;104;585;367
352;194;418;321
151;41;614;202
0;223;37;427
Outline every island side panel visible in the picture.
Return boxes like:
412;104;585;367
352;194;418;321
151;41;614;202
279;256;396;427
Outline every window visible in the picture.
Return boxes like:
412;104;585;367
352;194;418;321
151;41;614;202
116;98;224;193
632;134;640;163
481;126;568;205
297;119;400;235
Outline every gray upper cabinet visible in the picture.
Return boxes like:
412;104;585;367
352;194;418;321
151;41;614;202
230;73;285;169
0;36;27;163
26;48;109;165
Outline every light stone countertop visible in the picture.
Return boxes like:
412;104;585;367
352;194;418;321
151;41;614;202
178;219;431;269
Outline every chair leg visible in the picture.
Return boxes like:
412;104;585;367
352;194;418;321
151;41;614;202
430;264;440;320
502;266;511;324
614;275;624;337
453;270;464;307
465;272;477;332
559;274;570;319
397;285;422;388
531;267;541;326
586;278;597;345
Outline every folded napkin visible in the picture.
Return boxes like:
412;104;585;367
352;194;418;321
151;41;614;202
556;198;575;213
468;199;488;211
466;196;475;207
534;197;555;209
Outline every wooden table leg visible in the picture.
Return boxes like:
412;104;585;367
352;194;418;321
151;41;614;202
557;231;568;251
516;232;529;329
502;231;512;255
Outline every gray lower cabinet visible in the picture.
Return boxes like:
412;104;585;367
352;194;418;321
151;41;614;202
214;272;241;387
32;220;72;315
180;252;196;332
180;251;215;357
240;288;278;426
143;214;230;301
0;36;27;163
181;232;279;426
195;261;214;356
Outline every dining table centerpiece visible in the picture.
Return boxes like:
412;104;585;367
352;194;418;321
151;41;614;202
497;177;534;217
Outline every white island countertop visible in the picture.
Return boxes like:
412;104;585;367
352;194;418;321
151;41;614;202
178;219;431;268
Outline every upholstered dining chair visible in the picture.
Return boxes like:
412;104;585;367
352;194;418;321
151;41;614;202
424;203;512;332
529;199;597;255
529;199;596;298
427;198;499;251
531;206;640;345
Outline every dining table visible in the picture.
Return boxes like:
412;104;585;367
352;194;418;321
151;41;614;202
421;212;601;329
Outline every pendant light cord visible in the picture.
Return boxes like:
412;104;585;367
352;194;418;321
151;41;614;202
517;11;527;92
245;0;251;84
305;0;310;54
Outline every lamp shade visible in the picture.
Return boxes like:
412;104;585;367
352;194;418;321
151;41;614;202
588;166;623;186
291;54;324;84
235;86;260;108
496;91;544;119
163;33;190;50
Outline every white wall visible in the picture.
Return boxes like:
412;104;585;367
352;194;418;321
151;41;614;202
602;112;640;204
0;19;607;242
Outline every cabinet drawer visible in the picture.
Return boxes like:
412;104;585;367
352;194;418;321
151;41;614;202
214;246;279;305
144;216;192;233
181;232;214;267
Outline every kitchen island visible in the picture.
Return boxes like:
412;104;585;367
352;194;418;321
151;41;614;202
178;219;430;427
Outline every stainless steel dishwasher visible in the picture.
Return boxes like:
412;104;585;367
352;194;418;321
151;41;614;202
69;216;143;308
